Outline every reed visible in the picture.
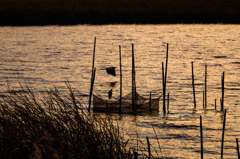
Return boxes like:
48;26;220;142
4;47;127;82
146;137;151;159
0;83;131;159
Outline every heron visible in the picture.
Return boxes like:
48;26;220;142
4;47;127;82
106;67;116;76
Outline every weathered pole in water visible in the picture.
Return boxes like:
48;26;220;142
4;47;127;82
162;62;166;114
119;45;122;114
88;37;96;112
221;72;225;111
221;109;227;159
165;44;169;90
132;43;136;112
167;93;170;114
200;115;203;159
205;65;207;109
203;91;205;109
149;92;152;110
191;62;196;109
236;138;240;159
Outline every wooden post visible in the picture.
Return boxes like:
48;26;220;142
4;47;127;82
132;43;136;111
221;109;227;159
192;62;196;109
236;138;240;159
200;115;203;159
88;37;96;112
167;93;170;114
165;43;168;91
149;92;152;110
203;91;205;109
119;45;122;114
221;72;225;111
162;62;166;114
205;65;207;109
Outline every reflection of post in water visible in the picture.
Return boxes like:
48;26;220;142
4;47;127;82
132;43;136;111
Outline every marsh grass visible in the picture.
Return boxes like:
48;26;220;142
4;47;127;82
0;82;131;159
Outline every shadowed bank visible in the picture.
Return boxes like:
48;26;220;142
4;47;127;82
0;0;240;25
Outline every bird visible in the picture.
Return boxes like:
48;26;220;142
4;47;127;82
106;67;116;76
108;81;117;88
108;89;112;99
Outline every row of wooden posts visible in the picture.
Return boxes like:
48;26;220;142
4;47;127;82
87;37;226;113
87;37;240;158
191;62;225;111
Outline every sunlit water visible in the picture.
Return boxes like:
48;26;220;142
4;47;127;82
0;24;240;158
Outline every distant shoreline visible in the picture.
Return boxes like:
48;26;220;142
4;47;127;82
1;0;240;26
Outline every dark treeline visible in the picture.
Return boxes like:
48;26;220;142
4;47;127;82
0;0;240;25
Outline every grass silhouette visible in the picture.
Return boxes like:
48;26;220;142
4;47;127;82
0;83;131;159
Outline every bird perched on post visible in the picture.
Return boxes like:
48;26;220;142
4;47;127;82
106;67;116;76
108;89;112;99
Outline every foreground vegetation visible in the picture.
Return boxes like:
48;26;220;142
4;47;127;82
0;83;131;159
0;0;240;25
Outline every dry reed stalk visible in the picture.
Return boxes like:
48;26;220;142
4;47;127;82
0;83;130;159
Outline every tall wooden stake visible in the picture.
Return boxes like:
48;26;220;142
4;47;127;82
119;45;122;114
88;37;96;112
132;43;136;111
149;92;152;110
192;62;196;109
221;109;227;159
162;62;166;114
200;115;203;159
167;93;170;114
221;72;225;111
236;138;240;159
205;65;207;109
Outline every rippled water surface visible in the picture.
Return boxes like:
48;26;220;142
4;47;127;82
1;24;240;158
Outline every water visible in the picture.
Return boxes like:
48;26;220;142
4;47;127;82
1;24;240;158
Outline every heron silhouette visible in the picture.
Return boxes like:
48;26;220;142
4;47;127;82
106;67;116;76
